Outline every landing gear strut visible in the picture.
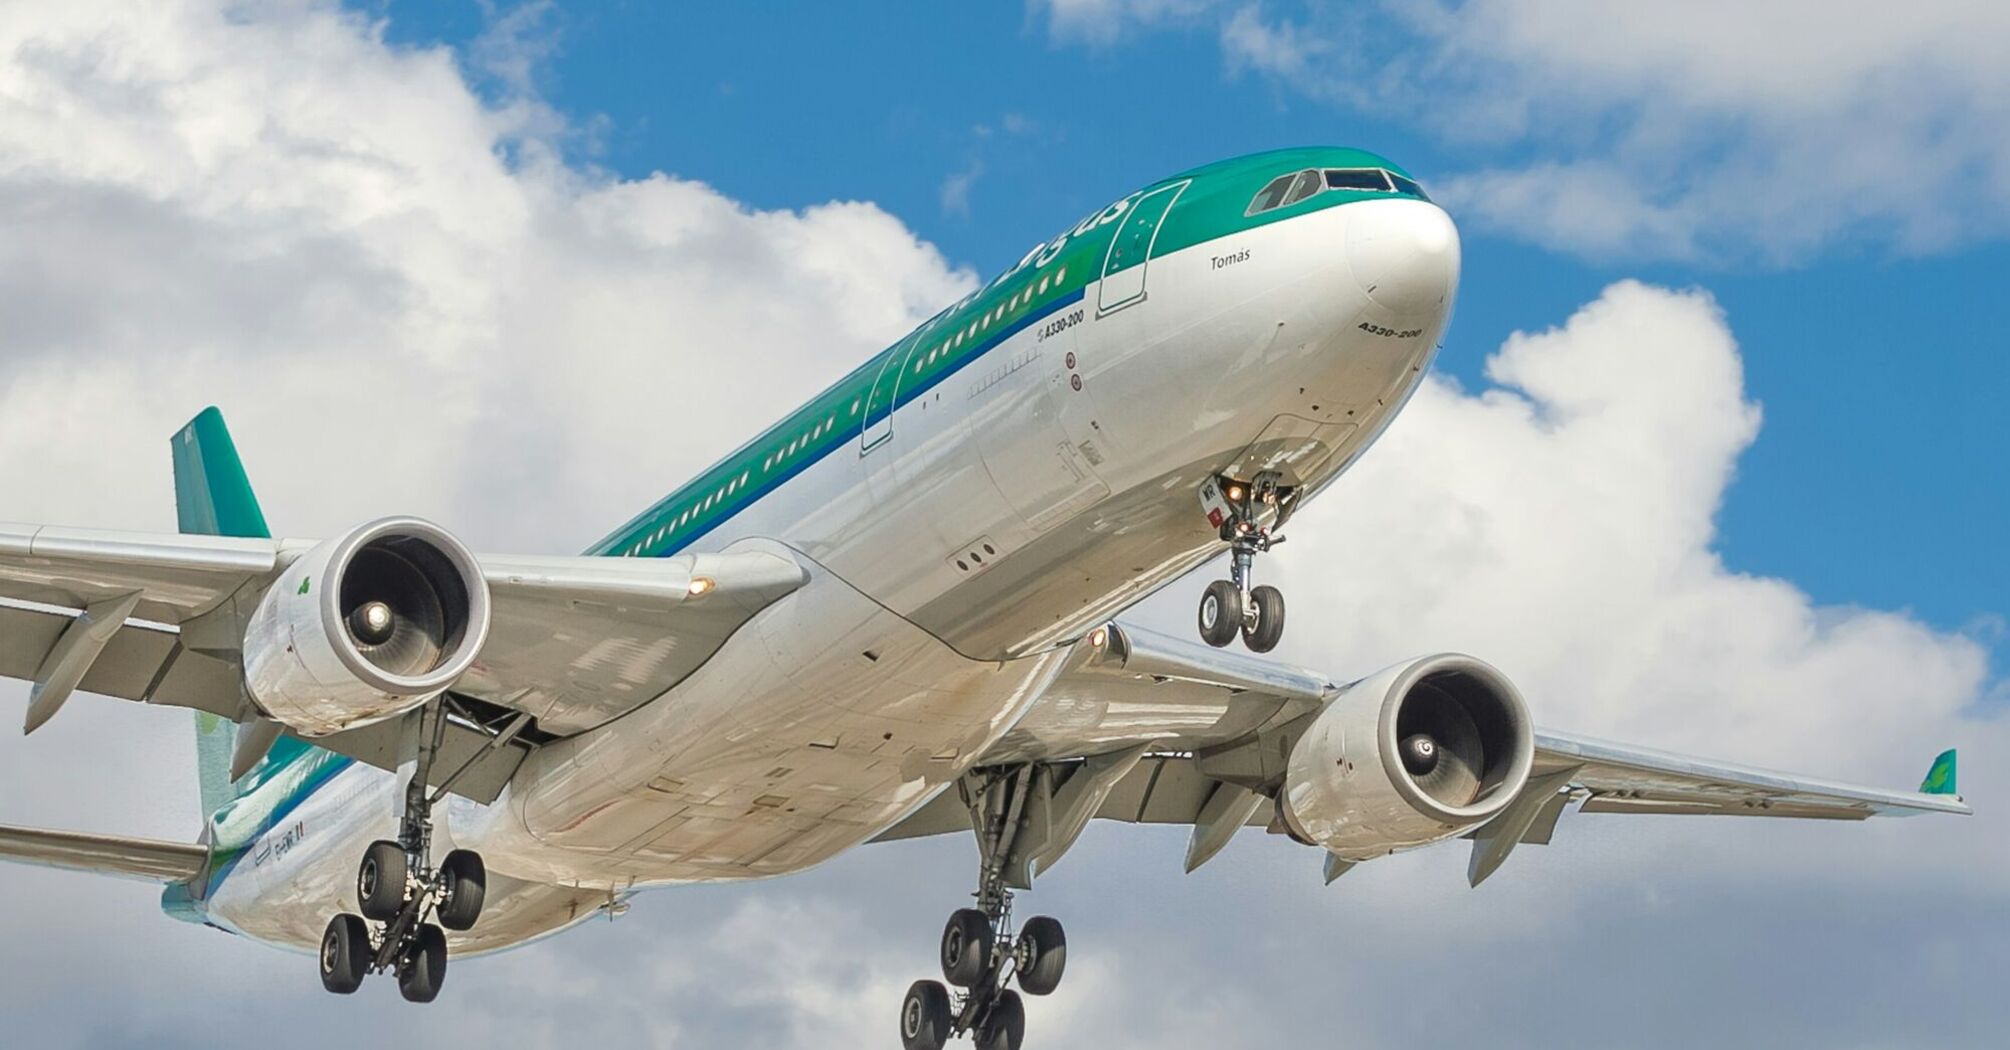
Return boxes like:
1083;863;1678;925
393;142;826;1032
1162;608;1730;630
1197;471;1293;652
319;699;492;1001
900;767;1069;1050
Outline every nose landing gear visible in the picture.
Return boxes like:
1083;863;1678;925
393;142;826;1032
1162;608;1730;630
1197;472;1293;653
318;699;495;1002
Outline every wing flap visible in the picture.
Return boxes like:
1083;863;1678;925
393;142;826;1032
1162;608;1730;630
0;824;208;882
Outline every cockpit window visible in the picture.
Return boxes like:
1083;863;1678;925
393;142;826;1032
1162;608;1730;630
1283;169;1324;206
1247;166;1431;216
1325;168;1393;192
1246;173;1298;215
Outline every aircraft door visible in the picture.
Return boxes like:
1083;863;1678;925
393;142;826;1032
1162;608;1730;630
1097;180;1188;315
860;337;916;455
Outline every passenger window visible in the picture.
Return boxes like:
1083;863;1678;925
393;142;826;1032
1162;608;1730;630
1246;173;1297;215
1325;169;1393;192
1282;170;1323;206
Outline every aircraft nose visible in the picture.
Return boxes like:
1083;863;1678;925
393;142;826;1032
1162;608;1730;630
1345;198;1460;317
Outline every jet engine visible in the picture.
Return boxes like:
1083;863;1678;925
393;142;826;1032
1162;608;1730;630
1279;653;1534;861
242;517;490;737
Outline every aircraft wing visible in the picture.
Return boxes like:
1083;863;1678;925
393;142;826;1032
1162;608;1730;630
0;823;209;882
0;523;807;799
882;621;1967;885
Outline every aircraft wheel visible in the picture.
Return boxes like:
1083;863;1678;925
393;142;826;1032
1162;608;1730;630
899;979;953;1050
1015;916;1066;996
319;913;370;995
436;849;487;931
1243;585;1285;653
357;839;407;922
940;908;993;987
397;923;448;1003
975;989;1026;1050
1198;580;1243;648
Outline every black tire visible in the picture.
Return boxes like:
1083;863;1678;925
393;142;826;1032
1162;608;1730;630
397;923;448;1003
899;979;953;1050
940;907;993;987
436;849;486;932
1244;584;1285;653
1198;579;1242;648
357;839;408;922
1015;915;1066;997
319;913;370;995
975;989;1026;1050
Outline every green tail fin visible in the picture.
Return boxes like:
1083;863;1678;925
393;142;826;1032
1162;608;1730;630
172;406;271;539
1919;749;1959;796
172;408;272;818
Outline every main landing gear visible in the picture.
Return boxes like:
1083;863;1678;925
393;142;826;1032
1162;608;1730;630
1196;471;1294;653
319;701;488;1002
900;768;1069;1050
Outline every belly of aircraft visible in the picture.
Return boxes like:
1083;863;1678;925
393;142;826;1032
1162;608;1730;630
455;545;1073;887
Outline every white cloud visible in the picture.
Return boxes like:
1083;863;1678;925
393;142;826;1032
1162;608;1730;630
1132;283;2005;892
0;0;972;549
1;3;2006;1048
1272;281;1995;773
1154;1;2010;260
940;160;982;217
1031;0;1220;45
1219;3;1319;81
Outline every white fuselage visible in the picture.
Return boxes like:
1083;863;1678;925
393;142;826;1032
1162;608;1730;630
203;196;1461;954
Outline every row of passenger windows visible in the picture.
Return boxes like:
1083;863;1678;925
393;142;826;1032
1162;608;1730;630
1246;168;1429;216
620;259;1075;557
912;265;1067;375
621;396;866;556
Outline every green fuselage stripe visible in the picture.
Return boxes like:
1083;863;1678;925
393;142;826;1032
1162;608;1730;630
590;146;1419;561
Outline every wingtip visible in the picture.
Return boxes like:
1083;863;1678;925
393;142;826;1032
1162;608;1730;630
1919;748;1959;797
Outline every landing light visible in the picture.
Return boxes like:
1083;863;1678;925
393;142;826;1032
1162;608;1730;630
1225;483;1245;502
1089;626;1108;649
688;577;716;597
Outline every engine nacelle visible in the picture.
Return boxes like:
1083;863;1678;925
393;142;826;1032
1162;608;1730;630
243;517;490;737
1280;653;1534;862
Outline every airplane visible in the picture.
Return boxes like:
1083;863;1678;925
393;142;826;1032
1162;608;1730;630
0;146;1970;1050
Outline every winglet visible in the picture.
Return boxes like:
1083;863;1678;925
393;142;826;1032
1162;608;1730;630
171;407;270;540
1919;749;1959;796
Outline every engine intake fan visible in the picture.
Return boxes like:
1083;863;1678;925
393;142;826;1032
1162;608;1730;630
1281;653;1535;861
243;517;490;737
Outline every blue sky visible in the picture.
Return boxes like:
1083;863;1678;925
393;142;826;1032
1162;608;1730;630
379;0;2007;642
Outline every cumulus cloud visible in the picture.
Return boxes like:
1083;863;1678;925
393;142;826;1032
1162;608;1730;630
0;0;972;547
1041;0;2010;261
1145;281;2004;881
1;3;2006;1048
1379;0;2010;260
